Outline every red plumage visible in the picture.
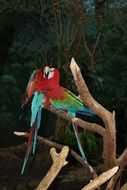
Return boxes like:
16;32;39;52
26;80;36;99
35;67;64;106
35;68;60;92
24;67;60;103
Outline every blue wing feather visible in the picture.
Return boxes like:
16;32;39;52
31;92;44;126
32;106;42;154
21;92;44;174
31;92;45;153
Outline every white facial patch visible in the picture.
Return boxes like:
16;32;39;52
43;66;55;79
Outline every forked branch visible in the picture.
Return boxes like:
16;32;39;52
36;146;69;190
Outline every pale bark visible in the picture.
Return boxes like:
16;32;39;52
70;58;127;190
120;183;127;190
70;57;116;168
36;146;69;190
81;166;119;190
106;148;127;190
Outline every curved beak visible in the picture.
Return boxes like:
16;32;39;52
44;66;50;78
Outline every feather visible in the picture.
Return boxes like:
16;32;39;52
32;106;42;154
21;92;44;174
26;70;36;102
30;92;44;154
72;123;87;161
31;92;44;126
50;89;95;116
21;123;36;175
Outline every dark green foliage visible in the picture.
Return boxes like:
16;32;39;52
81;130;101;158
57;126;102;161
57;126;77;149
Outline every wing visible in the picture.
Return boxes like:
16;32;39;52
21;92;45;174
49;89;88;162
50;89;84;113
24;70;36;103
50;88;94;116
19;70;37;120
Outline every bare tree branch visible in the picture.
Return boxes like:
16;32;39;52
54;110;105;136
36;146;69;190
70;57;116;169
106;148;127;190
81;166;119;190
69;58;127;189
120;182;127;190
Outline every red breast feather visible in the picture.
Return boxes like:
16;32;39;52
45;87;65;99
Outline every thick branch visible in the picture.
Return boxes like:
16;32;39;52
120;183;127;190
106;148;127;190
117;148;127;165
53;110;105;136
81;166;119;190
36;146;69;190
70;58;112;119
70;57;116;168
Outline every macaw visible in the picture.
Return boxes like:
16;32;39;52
20;66;62;174
38;67;95;160
21;66;95;174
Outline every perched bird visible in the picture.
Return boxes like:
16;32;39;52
40;66;95;160
21;66;61;174
21;66;95;174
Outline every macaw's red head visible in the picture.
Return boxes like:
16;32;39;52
35;66;60;92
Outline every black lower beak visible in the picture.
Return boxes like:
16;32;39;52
44;71;49;78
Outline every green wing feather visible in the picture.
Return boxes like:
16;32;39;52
50;89;85;115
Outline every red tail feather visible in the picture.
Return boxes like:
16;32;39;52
21;123;37;174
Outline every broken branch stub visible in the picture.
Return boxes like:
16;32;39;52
36;146;69;190
70;57;80;81
81;166;119;190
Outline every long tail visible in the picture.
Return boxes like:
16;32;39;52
21;123;37;175
72;123;87;161
21;107;42;175
21;92;44;174
32;106;42;154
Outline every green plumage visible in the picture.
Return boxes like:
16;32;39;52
50;90;93;117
